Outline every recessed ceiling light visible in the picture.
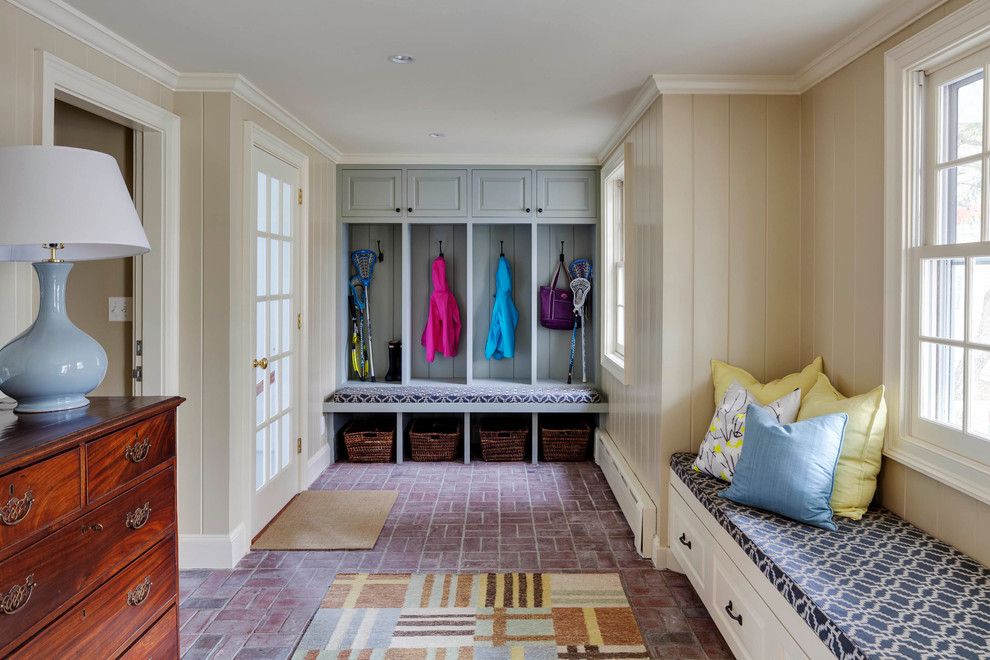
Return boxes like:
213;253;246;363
389;54;415;64
429;132;445;138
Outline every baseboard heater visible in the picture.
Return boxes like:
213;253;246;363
595;428;657;558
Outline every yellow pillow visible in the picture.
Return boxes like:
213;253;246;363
797;373;887;520
712;356;823;406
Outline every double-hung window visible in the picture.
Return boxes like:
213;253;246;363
602;150;626;382
899;40;990;484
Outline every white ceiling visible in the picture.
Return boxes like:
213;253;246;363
64;0;937;161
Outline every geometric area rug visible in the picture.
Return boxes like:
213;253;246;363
292;573;650;659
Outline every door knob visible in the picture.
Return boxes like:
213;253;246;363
253;357;269;370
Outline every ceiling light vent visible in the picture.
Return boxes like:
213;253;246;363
389;54;415;64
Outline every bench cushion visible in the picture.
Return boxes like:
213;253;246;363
671;452;990;660
328;383;604;405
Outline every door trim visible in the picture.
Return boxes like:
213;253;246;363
238;122;310;535
37;51;181;397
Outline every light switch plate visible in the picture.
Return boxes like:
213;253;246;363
109;296;133;322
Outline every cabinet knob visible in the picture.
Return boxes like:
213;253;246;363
537;208;543;213
395;207;401;213
407;207;413;213
253;357;269;370
525;208;531;213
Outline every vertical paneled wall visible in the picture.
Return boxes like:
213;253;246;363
348;224;403;380
411;224;468;381
801;0;990;566
600;94;802;546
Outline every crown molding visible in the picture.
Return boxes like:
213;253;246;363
652;74;800;95
795;0;950;91
176;73;342;161
9;0;180;88
337;153;599;166
596;76;661;163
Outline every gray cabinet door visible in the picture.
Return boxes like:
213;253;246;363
406;169;467;217
472;169;533;217
341;169;404;218
535;170;598;218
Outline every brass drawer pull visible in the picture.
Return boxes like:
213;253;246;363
1;574;36;615
124;437;151;463
1;487;34;526
126;577;152;607
81;523;104;533
125;502;151;530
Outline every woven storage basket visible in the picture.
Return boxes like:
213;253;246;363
541;418;592;461
410;418;462;462
342;419;394;463
479;420;529;462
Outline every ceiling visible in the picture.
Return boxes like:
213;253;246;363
64;0;940;161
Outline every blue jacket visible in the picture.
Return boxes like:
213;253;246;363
485;256;519;360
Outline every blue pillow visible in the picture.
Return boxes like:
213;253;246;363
719;404;847;531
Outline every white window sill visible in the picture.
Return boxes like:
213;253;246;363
884;434;990;507
601;352;626;385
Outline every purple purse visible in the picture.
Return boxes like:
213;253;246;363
539;261;575;330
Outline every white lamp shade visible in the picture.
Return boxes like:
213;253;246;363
0;145;150;261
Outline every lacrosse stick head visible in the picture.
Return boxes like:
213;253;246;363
568;258;593;281
351;249;378;284
570;277;591;313
349;276;366;310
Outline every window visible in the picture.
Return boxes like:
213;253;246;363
910;47;990;466
602;150;626;382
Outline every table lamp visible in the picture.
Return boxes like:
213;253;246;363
0;146;150;413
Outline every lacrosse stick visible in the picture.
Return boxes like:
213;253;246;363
351;249;378;381
568;277;591;384
568;258;593;281
568;259;594;383
349;276;368;381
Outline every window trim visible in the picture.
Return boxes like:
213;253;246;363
601;145;628;384
885;0;990;507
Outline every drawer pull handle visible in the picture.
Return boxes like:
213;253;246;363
124;437;151;463
1;574;36;615
725;600;743;626
126;577;152;607
678;532;692;550
1;488;33;526
81;523;104;533
125;502;152;530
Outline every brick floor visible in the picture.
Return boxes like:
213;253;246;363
179;461;732;659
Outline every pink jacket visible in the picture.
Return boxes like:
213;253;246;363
421;255;462;362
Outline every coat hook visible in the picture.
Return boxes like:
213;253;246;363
439;240;444;257
500;240;505;257
377;239;384;263
559;240;565;262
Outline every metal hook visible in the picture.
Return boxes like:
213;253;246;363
559;240;565;262
439;240;443;257
377;239;384;263
500;240;504;257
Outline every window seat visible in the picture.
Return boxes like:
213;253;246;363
323;382;607;413
669;452;990;660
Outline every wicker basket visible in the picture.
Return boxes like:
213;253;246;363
479;420;529;462
342;419;395;463
410;418;462;462
540;418;592;461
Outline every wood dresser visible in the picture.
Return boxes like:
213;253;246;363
0;396;184;658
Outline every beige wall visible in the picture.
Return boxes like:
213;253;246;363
601;93;802;546
0;2;336;549
801;0;990;566
54;100;135;397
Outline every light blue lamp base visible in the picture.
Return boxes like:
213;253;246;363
0;261;107;413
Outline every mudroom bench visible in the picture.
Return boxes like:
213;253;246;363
667;453;990;660
322;383;607;465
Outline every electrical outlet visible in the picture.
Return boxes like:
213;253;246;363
109;296;133;322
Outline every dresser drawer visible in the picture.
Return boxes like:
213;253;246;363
0;467;175;652
121;605;178;659
12;536;177;659
0;449;82;555
668;483;714;601
711;544;771;660
87;411;175;504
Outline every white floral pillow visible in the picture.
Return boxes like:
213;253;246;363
693;381;801;482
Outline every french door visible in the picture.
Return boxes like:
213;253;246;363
251;145;301;534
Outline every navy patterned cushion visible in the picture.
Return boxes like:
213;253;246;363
671;452;990;660
328;383;604;405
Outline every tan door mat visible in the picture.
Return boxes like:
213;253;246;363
251;490;398;551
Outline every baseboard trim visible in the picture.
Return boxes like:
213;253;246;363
178;523;249;569
307;443;333;486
